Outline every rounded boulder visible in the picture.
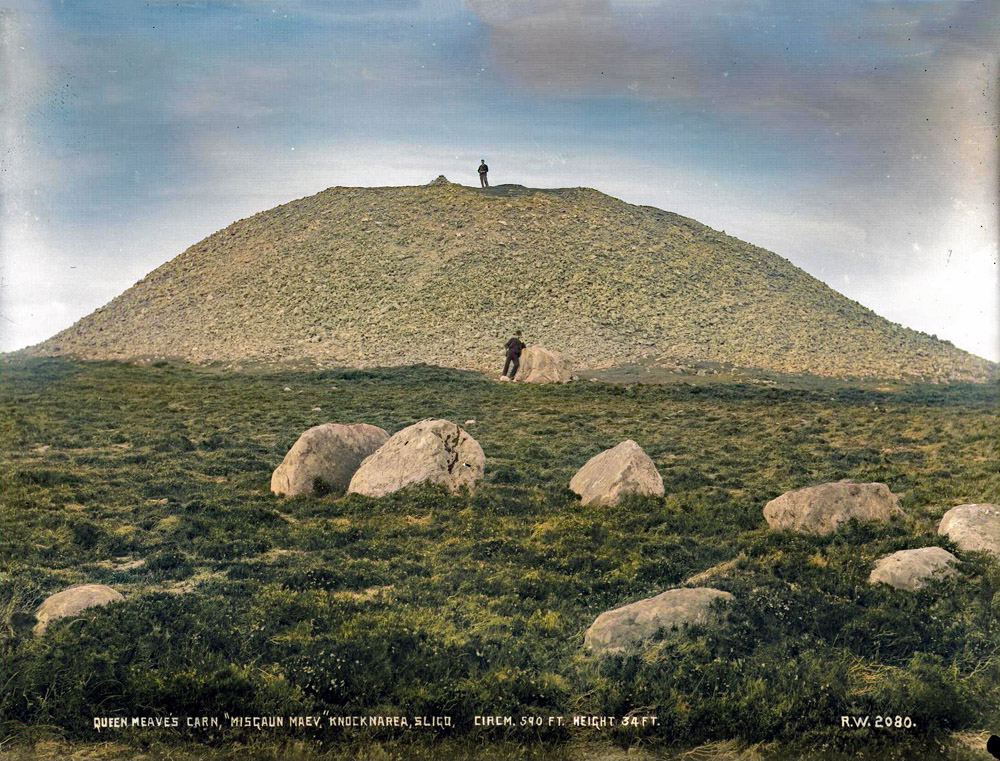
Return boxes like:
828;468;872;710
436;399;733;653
938;504;1000;555
271;423;390;497
868;547;959;591
762;481;903;534
517;346;574;383
570;439;664;507
584;587;733;654
347;419;485;497
33;584;124;636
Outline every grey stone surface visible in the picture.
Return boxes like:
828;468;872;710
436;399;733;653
763;481;903;534
33;584;124;636
938;504;1000;555
868;547;959;591
585;587;733;654
518;346;574;383
570;440;664;507
271;422;389;497
348;419;485;497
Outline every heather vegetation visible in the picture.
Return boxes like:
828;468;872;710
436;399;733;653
2;357;998;760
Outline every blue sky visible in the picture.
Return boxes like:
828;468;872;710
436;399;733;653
2;0;997;360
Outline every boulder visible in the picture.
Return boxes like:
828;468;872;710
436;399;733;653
348;419;485;497
762;481;903;534
570;440;664;507
938;504;1000;555
517;346;574;383
271;423;389;497
33;584;124;636
584;587;733;654
868;547;959;591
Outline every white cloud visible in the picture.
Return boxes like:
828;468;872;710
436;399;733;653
2;0;996;365
849;240;999;361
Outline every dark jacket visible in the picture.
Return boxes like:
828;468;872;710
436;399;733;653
478;163;489;175
505;337;525;359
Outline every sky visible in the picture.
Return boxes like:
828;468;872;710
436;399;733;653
2;0;997;361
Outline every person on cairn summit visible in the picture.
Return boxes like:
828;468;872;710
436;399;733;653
502;330;526;380
478;159;489;188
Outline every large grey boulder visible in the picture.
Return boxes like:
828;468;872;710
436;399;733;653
868;547;959;591
762;481;903;534
570;440;664;507
517;346;574;383
584;587;733;654
938;504;1000;555
271;423;389;497
33;584;124;636
348;419;485;497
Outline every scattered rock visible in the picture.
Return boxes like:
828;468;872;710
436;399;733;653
271;423;389;497
30;183;992;383
33;584;124;636
570;440;664;507
762;481;903;534
683;557;743;586
111;558;146;571
584;587;733;654
348;419;485;497
517;346;574;383
868;547;959;591
264;548;306;562
938;504;1000;555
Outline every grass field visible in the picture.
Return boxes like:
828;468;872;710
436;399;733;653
1;357;998;760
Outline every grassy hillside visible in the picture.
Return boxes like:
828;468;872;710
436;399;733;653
1;358;998;760
33;180;993;382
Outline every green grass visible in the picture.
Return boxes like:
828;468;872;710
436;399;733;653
1;357;998;760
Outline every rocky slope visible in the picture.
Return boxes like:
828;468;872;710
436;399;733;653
33;178;993;381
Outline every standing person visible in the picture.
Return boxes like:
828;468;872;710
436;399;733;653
478;159;489;188
502;330;526;380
